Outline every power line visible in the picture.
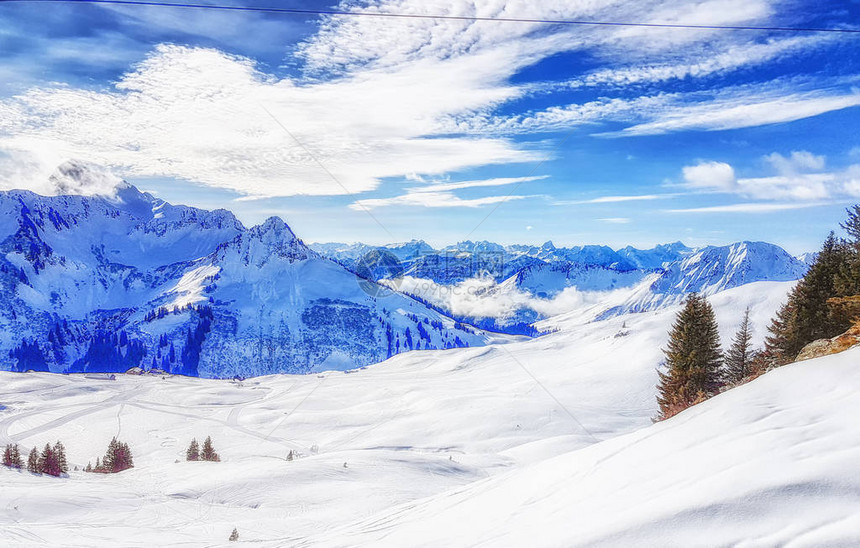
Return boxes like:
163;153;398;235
2;0;859;34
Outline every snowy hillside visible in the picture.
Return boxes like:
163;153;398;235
0;281;798;546
310;344;860;547
4;281;850;547
0;163;494;377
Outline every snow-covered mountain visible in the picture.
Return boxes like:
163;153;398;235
0;163;493;377
600;241;808;317
311;237;807;330
617;241;692;269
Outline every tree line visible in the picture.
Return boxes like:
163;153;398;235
657;205;860;420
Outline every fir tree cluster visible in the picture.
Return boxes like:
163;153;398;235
657;205;860;420
85;437;134;474
186;436;220;462
764;205;860;364
3;441;68;476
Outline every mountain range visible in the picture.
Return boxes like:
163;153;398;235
1;161;811;377
311;237;810;323
0;162;493;378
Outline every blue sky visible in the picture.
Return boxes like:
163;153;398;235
1;0;859;253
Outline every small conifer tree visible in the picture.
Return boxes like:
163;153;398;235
229;528;239;541
39;443;61;477
186;438;199;461
201;436;220;462
100;438;133;473
54;441;68;474
27;447;40;473
2;444;12;468
11;444;23;469
724;307;753;385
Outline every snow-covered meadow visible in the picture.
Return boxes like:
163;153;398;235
5;281;853;546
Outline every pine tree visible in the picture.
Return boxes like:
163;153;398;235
101;437;133;473
656;293;723;420
54;441;68;474
766;232;854;363
835;205;860;296
724;307;753;385
85;462;92;473
10;444;23;469
2;444;12;467
27;447;40;473
229;528;239;541
39;443;61;477
186;438;199;461
201;436;220;462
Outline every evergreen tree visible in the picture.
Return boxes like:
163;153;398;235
27;447;40;473
724;307;753;385
656;293;723;420
229;528;239;541
835;205;860;296
54;441;68;474
766;232;854;364
102;437;133;473
201;436;220;462
2;444;12;467
85;462;92;473
39;443;61;477
841;204;860;248
186;438;199;461
9;444;23;469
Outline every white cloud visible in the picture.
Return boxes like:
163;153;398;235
0;45;540;197
349;175;546;210
560;35;833;89
0;0;852;198
617;89;860;136
390;275;630;321
553;194;677;205
680;151;860;202
844;165;860;196
409;175;548;193
737;174;833;201
682;161;737;191
667;202;830;214
350;191;528;210
597;217;632;224
457;83;860;137
764;150;826;173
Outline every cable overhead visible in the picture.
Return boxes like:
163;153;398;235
2;0;859;34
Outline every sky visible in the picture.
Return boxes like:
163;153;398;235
0;0;859;254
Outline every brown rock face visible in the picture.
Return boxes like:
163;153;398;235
796;322;860;362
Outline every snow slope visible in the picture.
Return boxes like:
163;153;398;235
310;346;860;547
0;281;804;546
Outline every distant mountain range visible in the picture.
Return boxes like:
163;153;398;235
0;162;493;378
311;238;810;323
0;161;812;378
